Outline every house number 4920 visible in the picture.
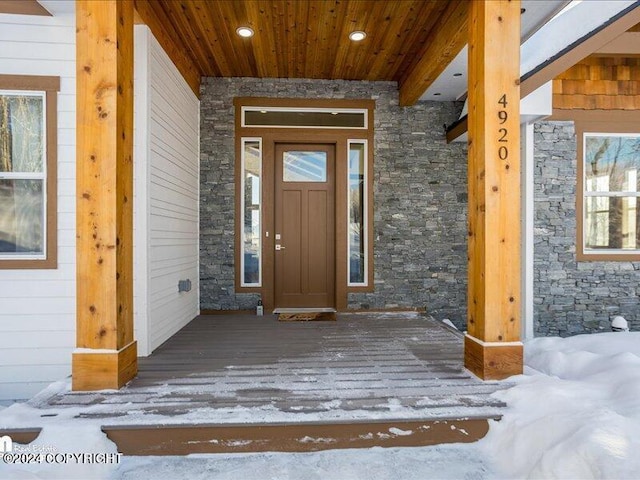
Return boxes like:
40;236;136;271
497;94;508;161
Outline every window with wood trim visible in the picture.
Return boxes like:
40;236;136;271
0;75;58;269
580;132;640;258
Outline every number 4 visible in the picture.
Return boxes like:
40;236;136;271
498;94;507;107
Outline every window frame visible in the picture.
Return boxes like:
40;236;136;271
240;137;263;287
0;74;59;269
347;139;368;287
576;118;640;261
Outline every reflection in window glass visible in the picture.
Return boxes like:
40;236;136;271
283;151;327;182
0;180;44;254
348;141;366;284
242;139;261;285
584;134;640;251
0;93;46;257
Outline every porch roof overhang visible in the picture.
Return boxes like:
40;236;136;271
130;0;569;104
445;0;640;143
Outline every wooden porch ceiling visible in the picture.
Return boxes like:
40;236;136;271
133;0;469;105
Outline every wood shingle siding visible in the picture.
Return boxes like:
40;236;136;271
554;56;640;110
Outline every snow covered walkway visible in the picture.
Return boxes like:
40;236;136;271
1;329;639;479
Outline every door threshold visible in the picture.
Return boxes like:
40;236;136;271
273;307;337;314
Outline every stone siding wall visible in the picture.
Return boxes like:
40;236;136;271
200;78;468;327
534;121;639;335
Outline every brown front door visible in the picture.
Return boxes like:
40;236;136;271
274;143;335;308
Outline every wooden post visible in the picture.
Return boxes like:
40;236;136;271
465;0;523;380
73;0;137;390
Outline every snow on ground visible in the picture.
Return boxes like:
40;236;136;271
1;331;639;480
113;444;489;480
481;332;640;480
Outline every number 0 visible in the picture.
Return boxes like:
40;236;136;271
499;146;508;160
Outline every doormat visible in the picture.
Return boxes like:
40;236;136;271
278;311;337;322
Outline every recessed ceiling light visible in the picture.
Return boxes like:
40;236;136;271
236;27;254;38
349;31;366;42
331;112;339;115
453;73;462;77
260;110;267;114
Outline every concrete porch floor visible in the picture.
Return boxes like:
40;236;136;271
7;312;512;454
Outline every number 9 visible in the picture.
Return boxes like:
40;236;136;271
498;111;508;124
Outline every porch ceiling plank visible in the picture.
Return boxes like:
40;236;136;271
74;0;137;391
189;0;242;77
152;0;217;77
176;0;230;78
139;0;461;85
133;0;202;97
465;0;523;381
244;0;279;77
378;1;448;83
328;0;364;79
270;0;294;77
218;0;262;76
398;0;469;107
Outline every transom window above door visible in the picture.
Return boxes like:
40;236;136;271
242;107;367;129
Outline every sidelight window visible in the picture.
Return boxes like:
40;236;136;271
348;140;367;285
241;138;262;286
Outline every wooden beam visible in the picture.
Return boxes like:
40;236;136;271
465;0;523;380
0;0;51;16
398;0;469;107
74;0;137;391
133;0;202;97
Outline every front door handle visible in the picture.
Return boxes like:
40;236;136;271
275;244;286;251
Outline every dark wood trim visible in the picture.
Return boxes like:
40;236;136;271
234;98;375;312
0;428;42;444
446;116;468;144
566;112;640;262
0;75;59;270
235;97;376;111
103;417;496;455
0;74;59;92
0;0;51;16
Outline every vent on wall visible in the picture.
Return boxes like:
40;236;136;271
178;279;192;293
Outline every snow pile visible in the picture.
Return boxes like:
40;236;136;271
481;332;640;479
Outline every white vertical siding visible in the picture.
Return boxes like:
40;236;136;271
135;27;200;354
134;26;151;356
0;2;76;403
